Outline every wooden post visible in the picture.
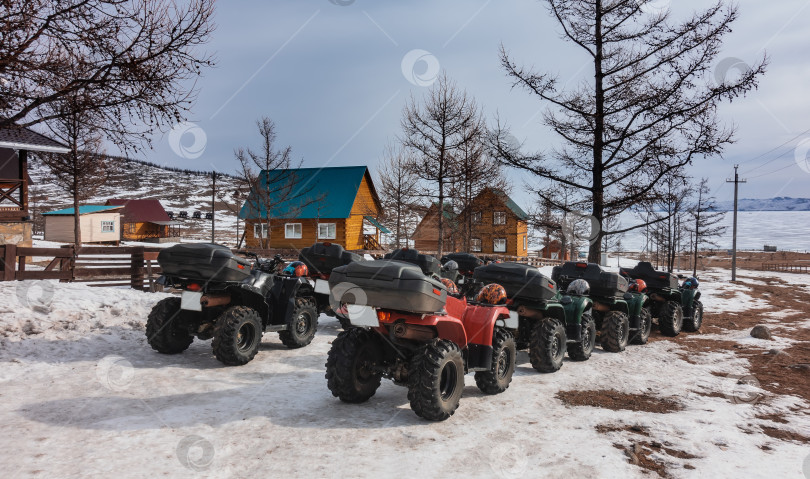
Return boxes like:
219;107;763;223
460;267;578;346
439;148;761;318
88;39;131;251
2;244;16;281
130;246;145;290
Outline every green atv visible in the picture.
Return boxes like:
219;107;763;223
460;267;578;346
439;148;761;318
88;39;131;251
620;262;688;336
678;275;703;332
552;262;632;353
473;262;596;373
624;283;653;345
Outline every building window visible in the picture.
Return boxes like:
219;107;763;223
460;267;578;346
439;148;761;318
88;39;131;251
285;223;302;239
472;211;482;224
471;238;482;252
494;238;507;253
127;223;136;234
523;235;527;251
493;211;507;225
254;223;269;238
318;223;336;240
101;221;115;233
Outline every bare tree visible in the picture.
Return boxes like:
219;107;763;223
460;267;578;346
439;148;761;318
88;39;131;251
236;117;317;249
378;145;421;248
492;0;766;263
401;73;485;257
0;0;215;151
39;96;108;246
448;128;509;251
688;177;727;276
644;171;693;272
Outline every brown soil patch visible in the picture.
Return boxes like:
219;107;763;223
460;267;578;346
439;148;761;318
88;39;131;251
557;389;682;413
756;413;789;424
595;423;698;478
760;426;810;444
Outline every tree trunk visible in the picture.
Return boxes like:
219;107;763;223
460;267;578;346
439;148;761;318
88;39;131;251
72;174;81;247
588;0;605;264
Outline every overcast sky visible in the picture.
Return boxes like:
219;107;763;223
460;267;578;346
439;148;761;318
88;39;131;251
143;0;810;210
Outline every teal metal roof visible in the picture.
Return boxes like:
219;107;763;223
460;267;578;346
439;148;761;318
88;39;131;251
239;166;379;220
492;189;529;220
364;216;391;234
43;205;122;216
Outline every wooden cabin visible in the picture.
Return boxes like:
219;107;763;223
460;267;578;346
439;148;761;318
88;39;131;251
0;127;69;246
239;166;389;250
43;205;123;244
411;202;455;252
455;188;529;257
540;239;570;261
105;199;179;241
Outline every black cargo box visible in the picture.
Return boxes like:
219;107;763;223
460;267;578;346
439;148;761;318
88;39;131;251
384;248;441;277
441;252;484;273
158;243;251;282
619;262;678;289
329;260;447;314
299;242;363;276
473;262;557;301
551;261;628;298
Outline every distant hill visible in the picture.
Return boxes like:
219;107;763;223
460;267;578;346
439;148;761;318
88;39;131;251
29;156;244;244
714;197;810;212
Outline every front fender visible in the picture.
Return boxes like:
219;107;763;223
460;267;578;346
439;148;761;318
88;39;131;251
563;296;592;325
462;305;512;347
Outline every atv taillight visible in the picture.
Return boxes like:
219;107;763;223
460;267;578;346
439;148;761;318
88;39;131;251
237;264;245;270
377;311;391;322
187;283;202;292
576;262;587;268
432;288;441;295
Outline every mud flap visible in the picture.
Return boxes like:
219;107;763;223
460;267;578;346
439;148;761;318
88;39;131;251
467;343;493;372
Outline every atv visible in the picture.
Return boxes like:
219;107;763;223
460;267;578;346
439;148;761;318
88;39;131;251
620;262;685;336
552;262;632;353
441;252;484;298
325;259;517;421
678;275;703;332
147;243;319;366
473;262;595;373
298;242;364;329
624;280;653;345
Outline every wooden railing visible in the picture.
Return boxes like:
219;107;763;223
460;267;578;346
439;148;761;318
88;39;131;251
363;234;381;251
762;263;810;274
0;245;164;291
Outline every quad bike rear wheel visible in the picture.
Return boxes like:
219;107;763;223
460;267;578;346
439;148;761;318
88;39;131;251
631;306;653;345
529;318;567;373
325;328;383;403
682;300;703;332
601;311;630;352
567;312;596;361
658;301;684;337
212;306;263;366
474;328;516;394
279;297;319;348
407;340;465;421
146;297;194;354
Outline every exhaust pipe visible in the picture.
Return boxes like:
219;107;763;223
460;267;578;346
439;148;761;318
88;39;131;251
392;323;436;342
516;305;543;320
200;294;232;308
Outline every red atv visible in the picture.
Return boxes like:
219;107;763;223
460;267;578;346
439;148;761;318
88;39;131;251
325;260;518;421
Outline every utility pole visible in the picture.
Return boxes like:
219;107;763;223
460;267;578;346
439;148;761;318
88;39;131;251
726;165;747;281
211;171;216;244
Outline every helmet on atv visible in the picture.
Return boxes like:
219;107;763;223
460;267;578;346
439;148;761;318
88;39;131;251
629;279;648;293
440;278;460;295
442;260;459;272
476;283;507;305
282;261;308;277
566;279;590;296
683;277;699;289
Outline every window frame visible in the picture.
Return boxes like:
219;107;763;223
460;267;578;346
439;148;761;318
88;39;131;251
318;222;336;240
254;223;269;239
471;211;482;224
470;238;482;252
100;220;115;233
493;238;507;253
493;211;507;225
285;222;302;239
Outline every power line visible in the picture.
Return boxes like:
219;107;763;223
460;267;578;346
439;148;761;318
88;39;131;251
738;126;810;166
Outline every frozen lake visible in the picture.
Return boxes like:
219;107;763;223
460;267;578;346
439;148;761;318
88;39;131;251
615;210;810;252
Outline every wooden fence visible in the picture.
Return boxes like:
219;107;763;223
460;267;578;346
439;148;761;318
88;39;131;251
762;263;810;274
0;245;164;291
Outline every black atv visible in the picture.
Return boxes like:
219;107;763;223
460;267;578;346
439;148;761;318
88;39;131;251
298;242;365;329
620;262;684;336
147;243;319;366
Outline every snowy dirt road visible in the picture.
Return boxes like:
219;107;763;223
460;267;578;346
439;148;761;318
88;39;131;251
0;270;808;478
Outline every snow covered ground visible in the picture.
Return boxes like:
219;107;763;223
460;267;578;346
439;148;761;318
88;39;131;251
0;271;808;478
